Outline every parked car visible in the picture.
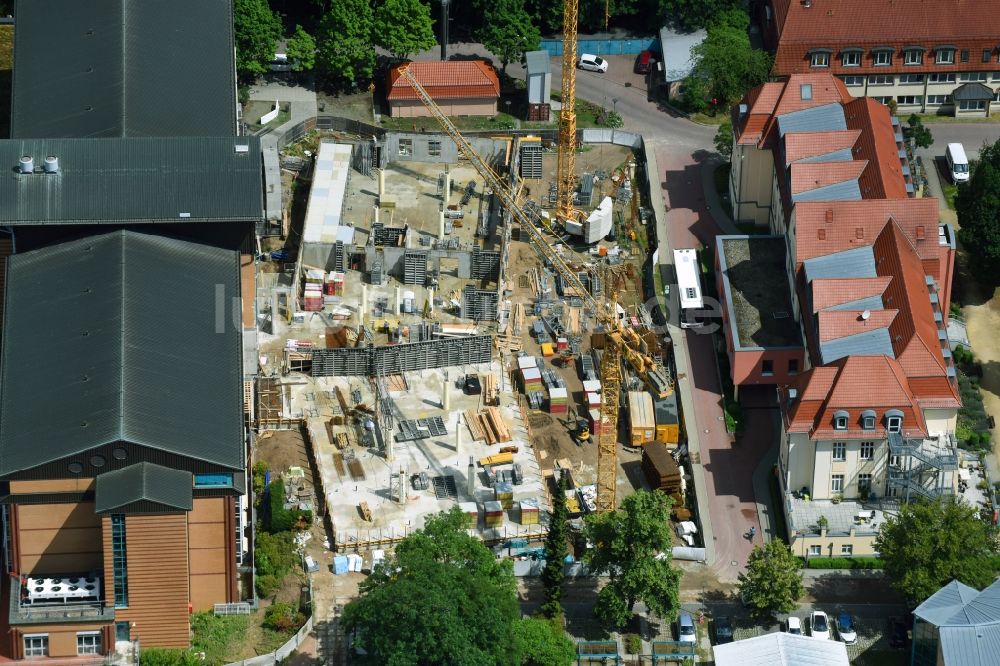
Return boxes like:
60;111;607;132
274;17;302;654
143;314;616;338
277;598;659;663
635;49;653;74
577;53;608;73
713;616;734;644
836;613;857;645
677;611;697;644
888;616;909;650
810;610;831;640
786;616;803;635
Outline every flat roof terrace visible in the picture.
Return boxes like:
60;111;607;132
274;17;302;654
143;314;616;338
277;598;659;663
718;235;802;349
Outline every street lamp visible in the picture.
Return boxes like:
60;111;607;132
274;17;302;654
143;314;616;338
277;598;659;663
612;97;619;118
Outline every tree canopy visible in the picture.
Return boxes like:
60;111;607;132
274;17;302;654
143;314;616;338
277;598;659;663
582;490;681;628
373;0;437;60
737;539;804;619
234;0;283;78
662;0;742;32
687;8;772;110
903;114;933;149
956;137;1000;288
542;472;570;618
875;497;998;604
342;507;572;665
476;0;541;71
285;25;317;72
316;0;376;89
714;117;734;159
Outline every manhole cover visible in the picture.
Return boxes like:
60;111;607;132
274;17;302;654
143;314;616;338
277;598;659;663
731;561;738;566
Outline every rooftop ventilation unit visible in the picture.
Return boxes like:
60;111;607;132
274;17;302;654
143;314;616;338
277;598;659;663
18;156;33;174
43;156;59;174
234;143;250;154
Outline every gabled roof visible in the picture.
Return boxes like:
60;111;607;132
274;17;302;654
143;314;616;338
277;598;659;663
818;309;898;342
784;130;861;165
915;579;983;626
803;246;876;282
95;463;193;514
11;0;236;138
736;75;851;147
790;160;866;196
914;578;1000;664
0;230;244;476
736;82;785;145
844;97;908;199
0;137;264;225
388;61;500;101
810;276;892;312
713;629;849;666
776;103;846;138
954;82;996;102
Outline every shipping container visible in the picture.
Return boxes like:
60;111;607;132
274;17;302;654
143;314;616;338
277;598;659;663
628;391;656;446
654;392;680;445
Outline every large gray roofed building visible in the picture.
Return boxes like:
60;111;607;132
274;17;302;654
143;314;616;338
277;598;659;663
0;137;264;224
11;0;236;139
0;230;244;475
914;579;1000;666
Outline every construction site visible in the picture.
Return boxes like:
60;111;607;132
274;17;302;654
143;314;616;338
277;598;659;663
253;64;689;556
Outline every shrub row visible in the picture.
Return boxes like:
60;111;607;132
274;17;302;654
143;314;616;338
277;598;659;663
803;556;885;570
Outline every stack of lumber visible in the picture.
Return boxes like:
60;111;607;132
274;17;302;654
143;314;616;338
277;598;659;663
642;442;682;494
464;408;512;444
358;501;372;522
479;451;514;467
481;373;498;406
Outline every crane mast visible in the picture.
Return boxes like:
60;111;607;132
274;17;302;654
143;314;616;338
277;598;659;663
556;0;579;226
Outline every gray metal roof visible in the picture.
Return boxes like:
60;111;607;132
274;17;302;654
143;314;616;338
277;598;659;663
713;632;849;665
524;50;550;75
915;580;983;625
0;137;264;224
658;27;706;82
829;296;885;312
953;82;996;102
819;327;894;364
0;230;244;475
915;580;1000;665
791;179;862;204
11;0;236;138
777;103;847;137
803;246;876;282
939;625;1000;666
95;463;193;513
797;148;855;164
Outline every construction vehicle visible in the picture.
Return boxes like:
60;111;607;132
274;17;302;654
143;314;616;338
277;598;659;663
397;68;674;514
573;417;591;444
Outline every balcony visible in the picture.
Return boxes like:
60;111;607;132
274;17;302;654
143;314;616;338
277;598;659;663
9;575;115;626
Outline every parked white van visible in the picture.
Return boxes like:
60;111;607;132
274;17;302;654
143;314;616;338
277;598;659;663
946;143;970;183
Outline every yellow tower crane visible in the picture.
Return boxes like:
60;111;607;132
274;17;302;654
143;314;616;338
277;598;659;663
396;66;672;513
556;0;580;227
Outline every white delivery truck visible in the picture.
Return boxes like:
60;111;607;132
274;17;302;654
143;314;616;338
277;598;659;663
946;143;970;183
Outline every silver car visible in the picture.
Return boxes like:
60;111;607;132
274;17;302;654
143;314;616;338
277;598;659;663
678;611;697;644
577;53;608;73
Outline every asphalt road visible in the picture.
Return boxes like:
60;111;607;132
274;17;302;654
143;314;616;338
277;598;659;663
924;121;1000;159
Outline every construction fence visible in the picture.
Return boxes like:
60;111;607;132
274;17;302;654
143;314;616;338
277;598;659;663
538;37;658;56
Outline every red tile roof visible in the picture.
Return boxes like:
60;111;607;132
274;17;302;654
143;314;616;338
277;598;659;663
790;160;867;195
817;309;898;342
768;0;1000;76
792;198;942;272
784;130;861;165
735;82;785;145
810;276;892;312
388;61;500;101
736;75;851;146
844;98;908;199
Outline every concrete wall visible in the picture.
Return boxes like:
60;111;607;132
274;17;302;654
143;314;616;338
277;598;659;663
789;529;881;559
924;408;958;438
384;133;507;166
731;143;774;225
781;430;815;496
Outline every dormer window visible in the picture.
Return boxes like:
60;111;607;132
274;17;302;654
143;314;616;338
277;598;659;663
873;48;893;66
842;49;862;67
834;410;849;430
904;48;924;65
810;49;832;68
861;409;876;430
886;409;904;433
935;47;956;65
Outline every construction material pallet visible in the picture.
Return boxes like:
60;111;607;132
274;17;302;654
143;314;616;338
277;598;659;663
431;475;458;500
347;458;366;481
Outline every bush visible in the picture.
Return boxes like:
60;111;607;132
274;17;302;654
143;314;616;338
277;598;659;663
190;612;250;665
255;531;299;598
140;649;203;666
623;633;641;654
267;478;294;533
804;556;885;570
264;601;306;633
252;462;268;499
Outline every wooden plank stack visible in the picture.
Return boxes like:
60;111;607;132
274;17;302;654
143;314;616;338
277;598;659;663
642;442;682;495
464;408;512;444
358;501;372;522
481;373;498;406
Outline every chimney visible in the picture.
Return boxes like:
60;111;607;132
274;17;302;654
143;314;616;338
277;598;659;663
18;156;33;174
825;209;834;224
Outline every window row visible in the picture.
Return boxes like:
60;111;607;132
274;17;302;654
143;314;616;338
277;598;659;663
829;473;872;493
23;633;102;657
831;441;876;461
809;544;854;556
760;358;798;377
832;410;902;432
840;72;1000;87
814;47;998;68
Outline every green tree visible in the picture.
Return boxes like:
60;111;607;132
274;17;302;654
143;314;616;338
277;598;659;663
374;0;437;60
514;616;575;666
737;539;804;619
957;138;1000;287
234;0;283;78
542;473;570;618
345;507;561;665
286;25;317;72
660;0;742;31
689;9;772;108
316;0;375;90
582;490;681;628
875;497;998;604
524;0;564;35
476;0;541;72
903;114;933;149
714;117;734;159
139;649;203;666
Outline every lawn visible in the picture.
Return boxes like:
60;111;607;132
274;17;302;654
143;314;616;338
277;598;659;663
941;182;958;210
914;113;1000;124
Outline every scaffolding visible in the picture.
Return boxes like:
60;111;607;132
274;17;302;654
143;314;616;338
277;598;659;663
310;335;493;377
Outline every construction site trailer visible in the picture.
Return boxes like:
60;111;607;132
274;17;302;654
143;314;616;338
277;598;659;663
654;393;680;445
628;391;656;447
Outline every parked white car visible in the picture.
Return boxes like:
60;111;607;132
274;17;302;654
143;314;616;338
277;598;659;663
786;616;803;635
577;53;608;73
810;610;831;640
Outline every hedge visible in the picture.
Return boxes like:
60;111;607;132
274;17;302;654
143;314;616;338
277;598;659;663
803;556;885;570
